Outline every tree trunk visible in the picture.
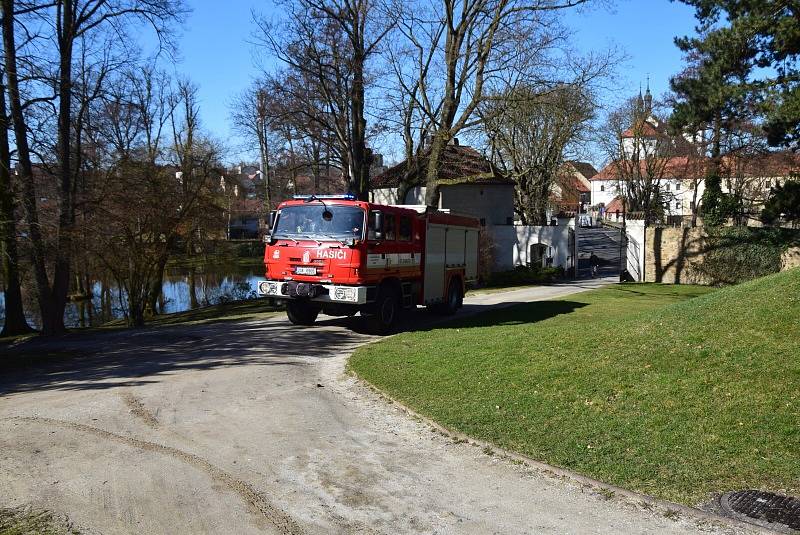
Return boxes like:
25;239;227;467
350;49;369;200
2;0;55;334
424;132;448;206
0;63;31;335
48;0;77;335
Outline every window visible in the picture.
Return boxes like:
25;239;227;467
480;218;486;226
384;214;396;241
675;201;682;210
600;185;605;192
665;183;670;191
399;216;412;241
675;182;681;191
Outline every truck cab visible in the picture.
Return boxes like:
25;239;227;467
258;195;479;333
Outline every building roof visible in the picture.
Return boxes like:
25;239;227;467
722;151;800;178
605;196;625;213
592;151;800;182
371;144;513;188
621;121;663;138
565;161;598;179
591;156;705;181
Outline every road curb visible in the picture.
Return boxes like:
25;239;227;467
343;283;780;535
345;369;777;535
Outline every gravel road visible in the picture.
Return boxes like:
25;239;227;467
0;278;761;534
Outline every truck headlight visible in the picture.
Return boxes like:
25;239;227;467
333;287;357;302
258;281;278;295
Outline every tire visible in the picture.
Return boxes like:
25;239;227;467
286;300;320;326
364;286;400;335
442;278;463;315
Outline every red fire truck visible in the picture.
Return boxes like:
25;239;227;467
257;194;480;333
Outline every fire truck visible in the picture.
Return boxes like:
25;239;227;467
257;194;480;333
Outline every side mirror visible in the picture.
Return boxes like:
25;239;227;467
369;210;384;240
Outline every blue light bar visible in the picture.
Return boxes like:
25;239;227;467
293;194;356;201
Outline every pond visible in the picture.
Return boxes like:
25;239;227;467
0;261;267;330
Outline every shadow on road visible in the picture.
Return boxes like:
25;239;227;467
0;293;592;397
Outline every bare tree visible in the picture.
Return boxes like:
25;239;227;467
598;96;684;225
387;0;591;205
86;75;222;326
2;0;187;334
482;84;596;225
254;0;394;200
0;62;31;335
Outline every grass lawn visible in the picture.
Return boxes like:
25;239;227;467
350;270;800;506
0;507;77;535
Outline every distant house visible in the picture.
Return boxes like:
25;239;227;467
554;161;596;213
371;142;576;273
591;86;800;224
371;141;516;228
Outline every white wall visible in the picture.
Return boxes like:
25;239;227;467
625;219;646;281
439;183;515;226
591;180;617;207
370;187;399;205
491;219;574;272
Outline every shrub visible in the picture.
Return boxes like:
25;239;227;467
696;226;800;285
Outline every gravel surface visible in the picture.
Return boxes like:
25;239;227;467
0;277;762;534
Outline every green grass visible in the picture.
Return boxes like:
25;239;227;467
0;507;78;535
350;271;800;506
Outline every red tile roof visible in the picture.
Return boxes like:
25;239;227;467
371;144;513;188
592;151;800;182
564;161;598;179
591;156;706;181
622;120;663;139
605;196;625;213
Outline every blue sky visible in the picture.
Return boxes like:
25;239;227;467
158;0;700;164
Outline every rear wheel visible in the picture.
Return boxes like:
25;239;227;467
286;300;320;326
363;286;400;334
442;278;463;315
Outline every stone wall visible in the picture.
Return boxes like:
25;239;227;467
644;227;710;284
645;226;800;285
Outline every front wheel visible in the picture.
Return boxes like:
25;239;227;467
286;300;320;326
363;287;400;335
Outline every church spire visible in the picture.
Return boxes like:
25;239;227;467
637;83;645;115
644;75;653;115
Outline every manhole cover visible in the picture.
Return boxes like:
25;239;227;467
721;490;800;532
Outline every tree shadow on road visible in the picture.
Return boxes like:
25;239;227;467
0;296;588;397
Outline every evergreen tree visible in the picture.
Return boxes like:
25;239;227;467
762;179;800;225
700;174;738;226
671;1;800;150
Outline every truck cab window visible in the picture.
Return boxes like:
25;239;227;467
385;214;396;241
399;217;412;241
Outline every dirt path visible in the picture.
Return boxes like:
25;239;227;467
0;278;760;534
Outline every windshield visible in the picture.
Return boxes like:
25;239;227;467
272;204;365;241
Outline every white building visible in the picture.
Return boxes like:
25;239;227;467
371;143;576;273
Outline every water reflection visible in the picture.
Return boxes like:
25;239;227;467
0;263;265;330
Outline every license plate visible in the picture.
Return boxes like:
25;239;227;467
295;266;317;275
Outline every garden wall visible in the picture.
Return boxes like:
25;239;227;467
644;226;800;285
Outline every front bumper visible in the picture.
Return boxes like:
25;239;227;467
257;280;370;305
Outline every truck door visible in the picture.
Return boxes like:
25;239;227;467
424;223;446;304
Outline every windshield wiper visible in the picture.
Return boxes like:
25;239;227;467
298;234;322;245
320;233;349;245
273;234;299;244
